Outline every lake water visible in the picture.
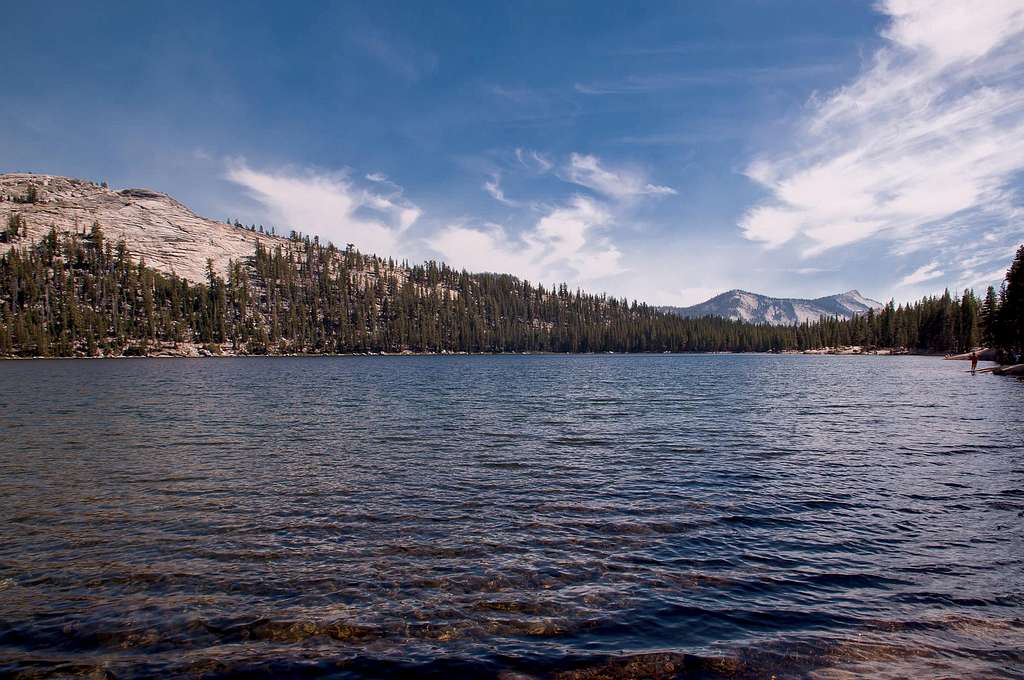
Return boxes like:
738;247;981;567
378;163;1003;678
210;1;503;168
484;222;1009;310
0;355;1022;679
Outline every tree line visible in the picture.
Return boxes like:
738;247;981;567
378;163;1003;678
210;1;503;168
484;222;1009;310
0;225;1020;360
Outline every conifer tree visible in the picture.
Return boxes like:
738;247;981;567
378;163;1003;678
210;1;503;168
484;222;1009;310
997;245;1024;361
980;285;999;348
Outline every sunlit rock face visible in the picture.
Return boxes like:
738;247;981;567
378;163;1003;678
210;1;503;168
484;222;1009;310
0;173;289;284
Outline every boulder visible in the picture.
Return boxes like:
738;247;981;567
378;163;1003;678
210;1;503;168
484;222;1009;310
992;364;1024;377
945;348;998;361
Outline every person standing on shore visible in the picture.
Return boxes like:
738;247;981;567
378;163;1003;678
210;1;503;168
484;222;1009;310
970;351;979;375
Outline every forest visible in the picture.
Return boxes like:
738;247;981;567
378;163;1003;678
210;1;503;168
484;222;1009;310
0;224;1021;360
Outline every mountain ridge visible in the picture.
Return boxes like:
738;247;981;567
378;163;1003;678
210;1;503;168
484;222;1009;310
661;288;883;325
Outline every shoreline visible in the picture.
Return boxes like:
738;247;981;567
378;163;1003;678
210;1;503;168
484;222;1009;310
9;350;1017;380
0;349;957;360
0;340;958;360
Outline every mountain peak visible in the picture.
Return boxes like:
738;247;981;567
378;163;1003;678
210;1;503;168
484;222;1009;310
661;288;883;326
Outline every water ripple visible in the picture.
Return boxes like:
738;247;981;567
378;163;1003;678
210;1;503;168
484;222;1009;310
0;354;1022;678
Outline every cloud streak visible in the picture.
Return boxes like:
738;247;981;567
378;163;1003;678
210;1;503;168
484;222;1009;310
739;0;1024;289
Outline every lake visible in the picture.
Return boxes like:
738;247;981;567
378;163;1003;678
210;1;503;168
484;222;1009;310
0;355;1021;678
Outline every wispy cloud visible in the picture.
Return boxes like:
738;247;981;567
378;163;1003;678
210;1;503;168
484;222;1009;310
462;151;675;286
610;35;858;57
225;159;420;256
515;147;553;173
669;286;726;307
758;266;839;275
952;241;1022;290
615;130;737;146
490;85;536;105
351;31;437;81
487;86;581;126
899;261;943;287
483;173;521;206
956;266;1012;291
429;195;623;284
739;0;1024;292
564;153;676;200
574;64;841;95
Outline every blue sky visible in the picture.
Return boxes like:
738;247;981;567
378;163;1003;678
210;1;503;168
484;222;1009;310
3;1;1023;305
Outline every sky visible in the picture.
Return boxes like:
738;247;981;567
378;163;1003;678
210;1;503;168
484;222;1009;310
2;0;1023;306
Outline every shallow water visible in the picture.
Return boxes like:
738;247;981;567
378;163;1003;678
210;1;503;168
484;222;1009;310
0;355;1022;679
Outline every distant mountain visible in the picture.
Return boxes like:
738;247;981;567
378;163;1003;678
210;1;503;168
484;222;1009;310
661;289;883;326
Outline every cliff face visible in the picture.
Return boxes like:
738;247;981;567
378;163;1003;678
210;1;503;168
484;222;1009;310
0;173;287;283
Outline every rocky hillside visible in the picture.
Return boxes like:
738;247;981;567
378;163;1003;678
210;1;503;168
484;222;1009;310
0;173;286;283
662;289;883;325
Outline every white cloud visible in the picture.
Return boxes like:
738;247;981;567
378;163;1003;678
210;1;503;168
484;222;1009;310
899;261;944;287
739;0;1024;284
566;153;677;200
225;159;420;256
429;195;623;284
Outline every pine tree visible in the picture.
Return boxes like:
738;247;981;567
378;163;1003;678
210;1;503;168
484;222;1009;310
959;289;979;352
3;213;23;242
980;285;999;348
997;245;1024;361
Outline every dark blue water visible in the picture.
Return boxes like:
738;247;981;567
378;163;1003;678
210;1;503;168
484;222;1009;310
0;355;1022;679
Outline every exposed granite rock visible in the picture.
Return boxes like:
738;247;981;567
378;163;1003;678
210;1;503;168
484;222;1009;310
945;348;999;361
0;173;289;283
